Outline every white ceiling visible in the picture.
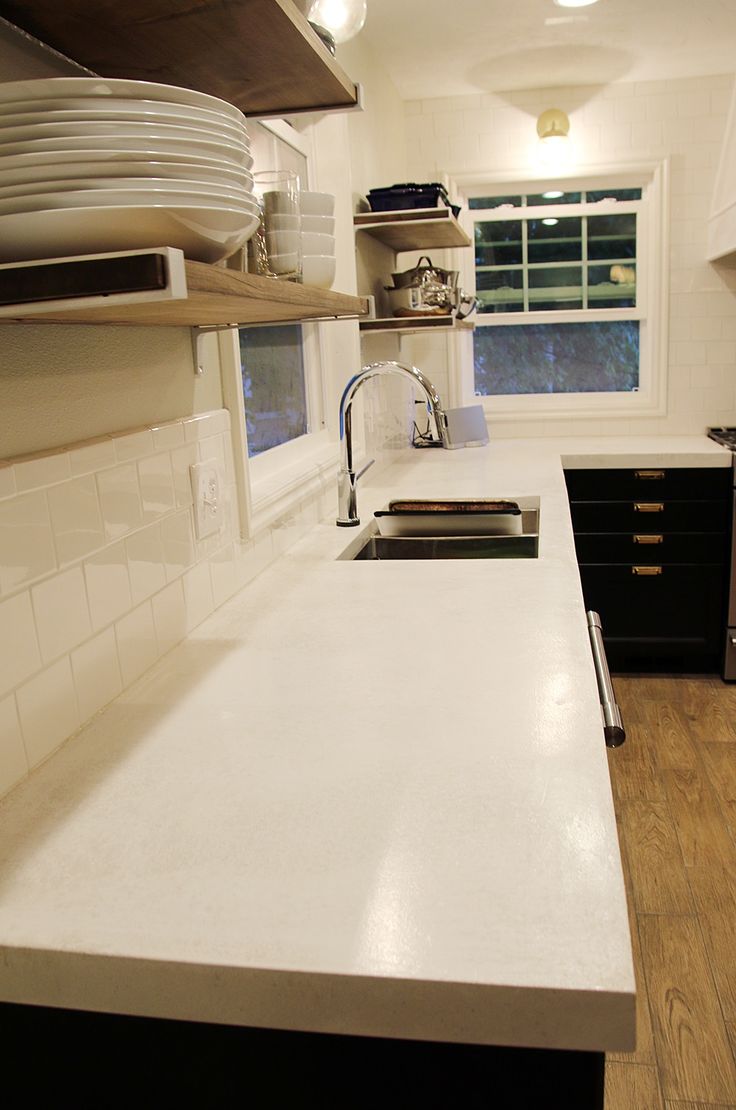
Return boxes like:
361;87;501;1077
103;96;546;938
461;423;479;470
359;0;736;101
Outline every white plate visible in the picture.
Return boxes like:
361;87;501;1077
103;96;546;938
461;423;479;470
0;119;251;152
0;96;247;131
0;203;260;264
0;108;250;144
0;186;260;217
0;176;256;204
0;148;255;177
0;77;245;127
0;158;254;190
0;134;252;166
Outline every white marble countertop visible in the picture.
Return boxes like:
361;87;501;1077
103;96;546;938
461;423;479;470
0;435;729;1052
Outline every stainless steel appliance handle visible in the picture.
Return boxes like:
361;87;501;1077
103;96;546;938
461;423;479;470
586;610;626;748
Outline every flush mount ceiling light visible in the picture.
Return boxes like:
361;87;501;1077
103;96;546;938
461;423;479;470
554;0;600;7
308;0;367;43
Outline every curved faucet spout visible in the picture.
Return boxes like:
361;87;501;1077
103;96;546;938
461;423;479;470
336;361;449;527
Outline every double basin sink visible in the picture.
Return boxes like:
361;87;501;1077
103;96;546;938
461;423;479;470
339;497;540;561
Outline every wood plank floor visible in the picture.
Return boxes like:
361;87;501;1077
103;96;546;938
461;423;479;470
604;674;736;1110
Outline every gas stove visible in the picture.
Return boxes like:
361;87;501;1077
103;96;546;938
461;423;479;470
708;426;736;450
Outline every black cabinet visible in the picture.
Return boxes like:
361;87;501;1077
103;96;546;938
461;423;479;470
564;466;731;672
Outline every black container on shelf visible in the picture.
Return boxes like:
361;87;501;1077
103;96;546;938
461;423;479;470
366;182;460;217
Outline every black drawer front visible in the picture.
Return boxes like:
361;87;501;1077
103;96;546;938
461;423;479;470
578;563;725;656
574;531;729;565
570;499;731;534
564;466;731;501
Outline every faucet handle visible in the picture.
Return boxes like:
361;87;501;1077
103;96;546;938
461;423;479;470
355;458;375;482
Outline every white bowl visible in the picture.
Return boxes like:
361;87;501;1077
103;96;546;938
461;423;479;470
259;189;299;216
266;213;300;231
301;214;335;234
265;229;300;254
0;77;246;127
302;254;336;288
0;186;259;217
300;190;335;216
0;134;251;167
0;203;259;264
265;250;301;276
301;231;335;255
0;147;255;178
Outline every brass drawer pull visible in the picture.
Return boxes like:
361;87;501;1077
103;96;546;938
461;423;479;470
632;565;662;575
633;534;663;544
634;469;665;480
634;502;664;512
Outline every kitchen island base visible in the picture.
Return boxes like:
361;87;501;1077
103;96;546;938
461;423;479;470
0;1002;605;1108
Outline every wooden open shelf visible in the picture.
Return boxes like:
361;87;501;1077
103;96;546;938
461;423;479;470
1;258;369;327
0;0;359;117
359;315;474;335
354;208;472;251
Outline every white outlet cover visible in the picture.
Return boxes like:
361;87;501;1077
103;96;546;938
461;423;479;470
190;459;222;540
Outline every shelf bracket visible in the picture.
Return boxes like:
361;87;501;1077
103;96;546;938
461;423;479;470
191;325;238;375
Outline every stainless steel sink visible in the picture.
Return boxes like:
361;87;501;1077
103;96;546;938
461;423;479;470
339;506;539;561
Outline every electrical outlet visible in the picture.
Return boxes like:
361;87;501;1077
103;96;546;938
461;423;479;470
190;459;222;539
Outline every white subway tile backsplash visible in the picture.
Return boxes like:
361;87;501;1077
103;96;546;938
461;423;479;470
182;561;214;632
115;601;158;687
69;437;117;476
47;475;105;566
71;627;122;722
84;541;132;630
0;694;26;795
97;463;144;541
0;490;57;596
0;591;41;699
209;543;237;607
152;579;187;655
13;450;71;493
32;566;91;663
171;444;198;508
138;454;176;521
151;421;185;451
113;428;154;462
16;657;80;769
161;510;195;581
126;522;167;604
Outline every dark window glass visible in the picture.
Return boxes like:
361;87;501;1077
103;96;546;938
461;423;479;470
586;188;642;202
526;191;581;206
469;195;522;209
528;266;583;310
527;216;582;264
588;263;636;308
476;267;525;313
475;220;523;267
239;325;307;457
474;321;640;396
588;213;636;259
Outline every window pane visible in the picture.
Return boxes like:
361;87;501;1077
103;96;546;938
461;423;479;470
476;268;524;313
526;190;581;206
528;266;582;310
469;195;522;210
588;213;636;260
474;321;640;395
587;188;642;202
527;216;582;263
475;220;522;266
588;263;636;308
239;325;308;457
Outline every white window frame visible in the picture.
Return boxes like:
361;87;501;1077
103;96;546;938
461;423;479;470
221;119;335;538
455;161;670;422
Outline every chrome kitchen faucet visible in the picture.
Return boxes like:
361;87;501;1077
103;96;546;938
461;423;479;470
336;361;449;526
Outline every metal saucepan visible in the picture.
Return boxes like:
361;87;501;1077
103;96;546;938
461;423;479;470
390;255;459;289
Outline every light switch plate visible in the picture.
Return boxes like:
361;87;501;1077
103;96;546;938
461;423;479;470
190;459;222;539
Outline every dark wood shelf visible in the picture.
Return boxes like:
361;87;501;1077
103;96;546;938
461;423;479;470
0;0;359;117
354;208;471;251
360;315;473;335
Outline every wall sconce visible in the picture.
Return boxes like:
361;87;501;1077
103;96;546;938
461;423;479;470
307;0;367;43
536;108;571;167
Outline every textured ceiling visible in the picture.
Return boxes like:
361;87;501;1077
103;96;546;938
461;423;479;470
359;0;736;100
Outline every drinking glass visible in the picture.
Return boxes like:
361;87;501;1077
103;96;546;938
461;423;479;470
250;170;302;281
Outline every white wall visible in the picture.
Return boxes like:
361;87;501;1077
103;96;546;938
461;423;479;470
401;73;736;437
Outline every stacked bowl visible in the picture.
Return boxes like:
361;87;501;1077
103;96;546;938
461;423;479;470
0;77;259;264
301;191;336;288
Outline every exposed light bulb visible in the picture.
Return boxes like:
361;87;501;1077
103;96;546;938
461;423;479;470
308;0;367;43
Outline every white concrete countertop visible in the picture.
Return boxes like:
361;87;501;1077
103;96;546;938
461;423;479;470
0;435;729;1052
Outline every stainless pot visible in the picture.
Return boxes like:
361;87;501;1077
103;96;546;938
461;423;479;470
385;281;454;316
391;255;459;289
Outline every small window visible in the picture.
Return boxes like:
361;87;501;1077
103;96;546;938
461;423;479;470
239;325;308;457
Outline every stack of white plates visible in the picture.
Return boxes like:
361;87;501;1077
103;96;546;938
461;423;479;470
0;78;259;264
